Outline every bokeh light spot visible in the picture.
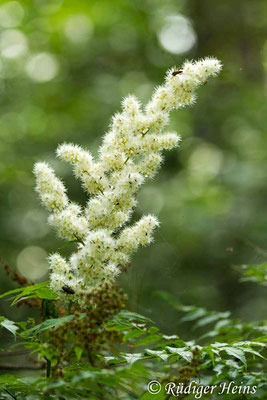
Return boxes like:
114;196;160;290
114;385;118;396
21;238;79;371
0;29;28;58
64;14;93;44
0;1;24;28
26;52;59;82
158;15;197;54
16;246;48;281
188;143;223;181
21;209;50;240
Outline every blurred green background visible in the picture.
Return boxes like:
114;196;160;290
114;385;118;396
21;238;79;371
0;0;266;336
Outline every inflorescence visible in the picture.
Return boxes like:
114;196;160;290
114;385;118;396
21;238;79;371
33;58;222;302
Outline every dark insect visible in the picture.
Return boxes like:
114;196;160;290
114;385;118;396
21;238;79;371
62;285;75;295
172;69;183;76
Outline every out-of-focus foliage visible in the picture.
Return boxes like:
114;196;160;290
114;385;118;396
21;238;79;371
0;271;265;399
236;264;267;287
0;0;266;352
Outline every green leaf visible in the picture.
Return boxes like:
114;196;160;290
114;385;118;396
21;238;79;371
225;359;241;370
181;308;206;322
134;334;162;347
240;347;265;359
118;310;153;323
205;347;216;366
22;315;74;337
236;264;267;286
194;312;230;328
16;321;27;330
0;318;18;338
224;347;247;367
122;352;144;364
106;309;152;333
36;288;58;300
74;346;83;361
250;341;267;347
166;346;193;362
145;349;169;361
104;356;122;365
123;329;145;341
11;282;53;305
0;281;50;301
148;326;159;334
0;287;25;299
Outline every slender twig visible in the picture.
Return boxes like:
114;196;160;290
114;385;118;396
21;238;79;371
123;156;130;165
73;234;85;246
97;186;104;195
82;170;104;194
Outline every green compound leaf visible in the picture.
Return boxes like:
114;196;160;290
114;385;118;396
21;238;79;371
0;281;58;305
22;315;75;337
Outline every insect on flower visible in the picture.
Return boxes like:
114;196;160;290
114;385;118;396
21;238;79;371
62;285;75;295
172;69;183;76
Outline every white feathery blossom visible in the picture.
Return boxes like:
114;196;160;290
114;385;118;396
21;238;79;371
117;215;159;254
57;143;108;194
33;58;222;302
33;162;69;211
48;203;89;242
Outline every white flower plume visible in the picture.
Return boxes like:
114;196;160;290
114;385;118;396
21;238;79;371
33;58;222;302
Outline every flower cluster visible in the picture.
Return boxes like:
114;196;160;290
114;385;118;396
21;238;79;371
34;58;222;302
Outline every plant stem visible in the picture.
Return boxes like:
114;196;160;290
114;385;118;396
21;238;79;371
45;357;51;378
